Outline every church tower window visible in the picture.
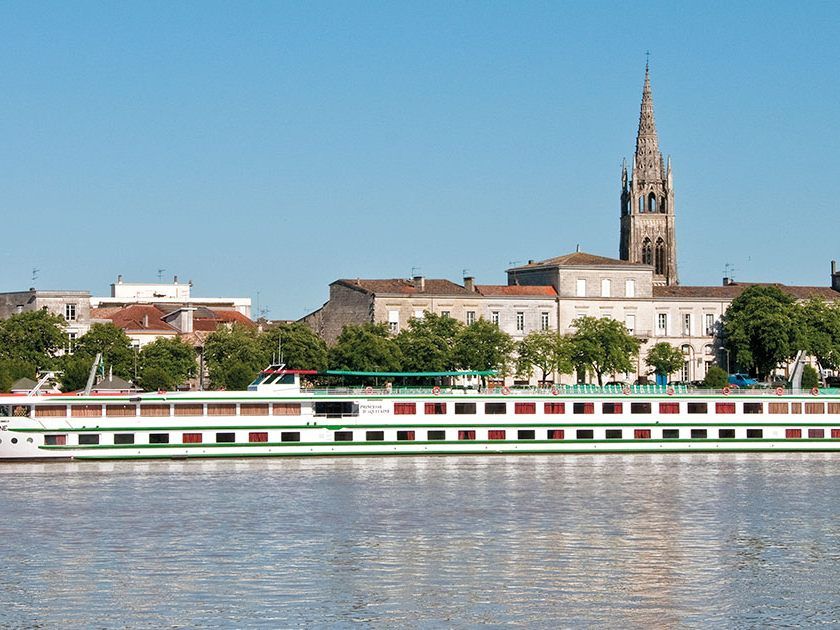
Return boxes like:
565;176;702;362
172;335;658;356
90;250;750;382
642;238;652;265
655;238;666;275
638;195;645;213
648;193;656;213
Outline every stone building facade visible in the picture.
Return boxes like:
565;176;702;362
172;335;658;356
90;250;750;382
0;289;92;351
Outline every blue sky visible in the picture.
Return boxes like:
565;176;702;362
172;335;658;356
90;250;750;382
1;2;838;319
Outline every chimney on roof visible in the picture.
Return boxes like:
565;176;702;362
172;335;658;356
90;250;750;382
832;260;840;292
413;275;425;292
174;275;179;284
722;277;735;286
117;274;123;284
463;276;475;292
528;259;534;265
143;314;149;328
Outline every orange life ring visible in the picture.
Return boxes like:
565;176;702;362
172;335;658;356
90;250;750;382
811;387;819;396
364;386;373;395
722;387;731;396
775;387;784;396
432;386;441;396
502;387;511;396
551;387;559;396
666;386;675;396
622;386;631;396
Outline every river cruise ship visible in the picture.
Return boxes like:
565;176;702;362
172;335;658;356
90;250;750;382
1;365;839;460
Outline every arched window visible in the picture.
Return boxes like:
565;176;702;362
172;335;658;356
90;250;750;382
648;192;657;213
655;238;666;275
641;238;652;265
660;196;667;213
638;195;645;213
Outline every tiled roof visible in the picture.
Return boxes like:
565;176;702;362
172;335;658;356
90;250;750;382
653;283;839;300
193;309;256;331
476;285;558;297
509;251;641;271
92;305;176;333
334;278;473;296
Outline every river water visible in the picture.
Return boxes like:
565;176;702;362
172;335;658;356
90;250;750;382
0;453;838;628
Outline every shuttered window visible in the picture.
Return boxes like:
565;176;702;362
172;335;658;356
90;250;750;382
240;404;269;416
35;406;67;417
768;402;788;414
71;405;102;418
174;404;203;416
141;404;170;417
207;404;236;416
805;402;825;414
272;403;301;416
106;404;136;417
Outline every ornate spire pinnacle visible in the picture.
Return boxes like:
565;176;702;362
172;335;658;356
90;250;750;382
634;61;663;181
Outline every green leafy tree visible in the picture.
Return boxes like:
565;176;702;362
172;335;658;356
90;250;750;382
0;359;37;393
261;322;328;371
452;318;515;374
801;365;819;389
0;310;66;366
645;342;685;379
204;324;267;389
71;323;134;379
722;286;800;379
138;337;197;391
516;330;572;384
395;313;463;372
800;298;840;371
329;323;402;372
58;354;99;392
703;365;729;388
569;316;641;385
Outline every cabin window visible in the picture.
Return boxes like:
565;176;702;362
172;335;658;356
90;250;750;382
106;404;136;417
281;432;300;442
249;432;268;443
397;431;415;441
828;403;840;414
831;429;840;438
517;429;536;440
659;402;679;414
719;429;736;439
808;429;825;439
366;431;385;441
44;434;67;446
394;402;416;415
805;402;825;414
747;429;763;438
691;429;707;438
743;403;763;414
785;429;802;439
515;402;536;414
314;402;358;418
602;402;623;414
35;406;67;417
573;402;594;414
790;402;802;414
424;402;447;415
272;403;301;416
150;433;170;444
631;402;651;414
768;402;788;414
174;404;204;416
687;402;707;414
334;431;353;442
544;402;565;414
634;429;651;439
114;434;134;445
182;433;203;444
485;403;506;415
663;429;680;438
547;429;565;440
78;434;100;445
716;402;736;414
240;404;269;416
455;403;477;415
71;404;102;418
216;432;236;443
488;430;506;440
141;404;170;417
208;404;236;416
427;430;446;440
576;429;594;439
605;429;622;439
458;430;476;440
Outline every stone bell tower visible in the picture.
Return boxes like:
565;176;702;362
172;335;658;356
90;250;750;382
619;63;678;286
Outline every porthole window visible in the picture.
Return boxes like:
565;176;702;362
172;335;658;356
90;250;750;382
11;438;18;444
27;437;33;443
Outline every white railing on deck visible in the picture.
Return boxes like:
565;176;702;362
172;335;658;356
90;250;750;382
306;385;840;397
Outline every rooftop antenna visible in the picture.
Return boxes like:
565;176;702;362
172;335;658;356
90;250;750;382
410;266;421;278
157;268;166;282
576;243;580;253
462;268;470;277
31;267;39;284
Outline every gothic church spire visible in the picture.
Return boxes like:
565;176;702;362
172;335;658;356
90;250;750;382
634;62;663;181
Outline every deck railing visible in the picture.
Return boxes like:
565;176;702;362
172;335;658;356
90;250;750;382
307;385;840;397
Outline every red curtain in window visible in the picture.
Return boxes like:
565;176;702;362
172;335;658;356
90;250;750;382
394;403;416;415
659;403;679;414
716;403;736;414
182;433;203;444
634;429;652;439
809;428;825;438
458;430;476;440
488;430;506;440
515;403;536;415
547;429;565;440
424;403;446;415
785;429;802;439
832;429;840;439
248;432;269;443
400;431;415;441
544;402;565;414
